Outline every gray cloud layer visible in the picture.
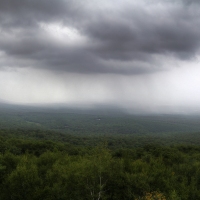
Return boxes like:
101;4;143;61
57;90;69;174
0;0;200;74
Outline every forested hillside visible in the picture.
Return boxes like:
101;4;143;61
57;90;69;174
1;105;200;199
1;136;200;199
1;104;200;136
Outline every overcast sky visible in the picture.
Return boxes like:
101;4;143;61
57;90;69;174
0;0;200;113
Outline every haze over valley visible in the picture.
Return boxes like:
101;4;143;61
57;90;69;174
0;0;200;114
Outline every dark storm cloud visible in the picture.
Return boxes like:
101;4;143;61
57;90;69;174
85;4;200;60
0;0;83;28
0;0;200;74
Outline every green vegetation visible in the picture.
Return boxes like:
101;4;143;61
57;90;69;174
1;104;200;136
1;105;200;199
1;136;200;199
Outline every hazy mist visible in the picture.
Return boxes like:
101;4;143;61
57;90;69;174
0;0;200;114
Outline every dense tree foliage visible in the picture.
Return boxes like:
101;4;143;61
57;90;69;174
1;106;200;199
1;133;200;199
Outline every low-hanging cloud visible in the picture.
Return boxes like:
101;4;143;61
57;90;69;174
1;0;200;113
0;0;200;75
